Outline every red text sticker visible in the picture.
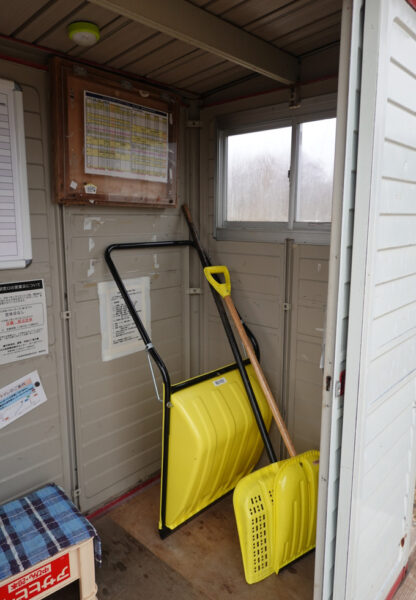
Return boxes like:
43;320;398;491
0;553;71;600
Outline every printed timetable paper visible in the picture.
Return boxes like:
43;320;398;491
0;78;32;270
0;371;47;429
84;91;169;183
98;277;151;362
0;280;48;365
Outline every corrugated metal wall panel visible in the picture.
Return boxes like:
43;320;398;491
276;12;341;52
63;205;189;512
0;60;72;503
334;1;416;598
107;33;173;70
69;19;141;61
15;0;85;42
124;39;197;77
0;1;46;35
2;0;341;97
282;24;341;56
146;49;207;83
212;0;298;25
247;0;341;41
190;65;251;94
37;4;120;52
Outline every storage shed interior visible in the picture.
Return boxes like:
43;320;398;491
1;0;347;597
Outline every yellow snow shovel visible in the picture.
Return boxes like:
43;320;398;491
204;265;320;584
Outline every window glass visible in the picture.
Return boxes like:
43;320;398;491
226;127;292;222
296;118;336;222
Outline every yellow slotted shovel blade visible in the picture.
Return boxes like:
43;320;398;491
233;450;320;583
204;265;320;583
233;461;283;584
274;450;320;573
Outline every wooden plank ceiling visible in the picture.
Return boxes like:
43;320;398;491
0;0;342;98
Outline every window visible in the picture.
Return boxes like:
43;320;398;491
216;99;336;243
0;78;31;269
297;119;336;223
227;127;291;222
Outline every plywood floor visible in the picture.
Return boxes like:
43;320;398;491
110;481;315;600
52;479;315;599
51;479;416;599
52;512;202;599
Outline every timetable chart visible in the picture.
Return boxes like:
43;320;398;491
84;91;169;183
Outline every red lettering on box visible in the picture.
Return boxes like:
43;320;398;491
0;554;71;600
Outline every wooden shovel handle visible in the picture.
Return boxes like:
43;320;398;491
182;203;193;223
223;295;297;458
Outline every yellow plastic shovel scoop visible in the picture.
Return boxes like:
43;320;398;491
204;265;320;583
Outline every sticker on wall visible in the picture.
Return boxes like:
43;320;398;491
98;277;151;362
84;182;97;194
0;280;48;366
0;370;47;429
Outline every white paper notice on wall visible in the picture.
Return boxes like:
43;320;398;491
0;280;48;365
98;277;151;362
0;78;32;270
0;370;47;429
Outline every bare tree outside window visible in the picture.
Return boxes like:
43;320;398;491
297;118;336;222
223;117;336;228
226;127;292;222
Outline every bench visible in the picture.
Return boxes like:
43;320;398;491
0;484;100;600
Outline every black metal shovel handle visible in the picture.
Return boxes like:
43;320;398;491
182;204;276;463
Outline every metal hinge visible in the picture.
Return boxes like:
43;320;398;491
61;311;71;320
186;287;202;295
283;302;291;311
186;120;203;128
72;488;80;500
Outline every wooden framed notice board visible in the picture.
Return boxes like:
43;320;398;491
51;57;179;207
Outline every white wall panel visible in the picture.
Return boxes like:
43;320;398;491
204;240;284;396
63;205;189;512
0;60;72;502
288;244;329;453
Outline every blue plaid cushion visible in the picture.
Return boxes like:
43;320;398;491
0;484;101;581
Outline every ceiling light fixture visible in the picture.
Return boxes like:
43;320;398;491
67;22;100;47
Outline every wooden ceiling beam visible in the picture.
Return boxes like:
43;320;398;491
87;0;299;84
